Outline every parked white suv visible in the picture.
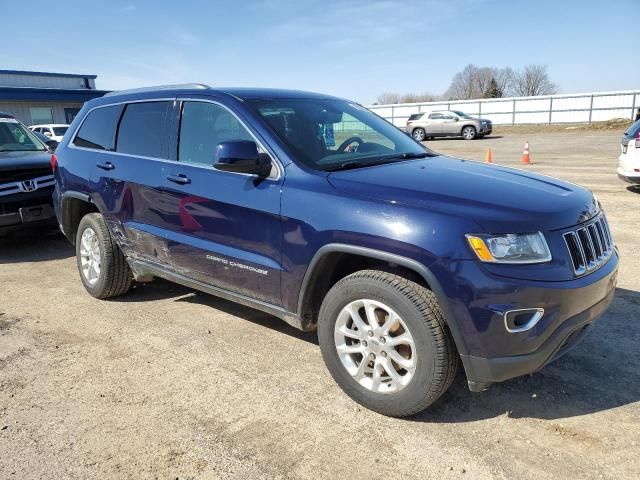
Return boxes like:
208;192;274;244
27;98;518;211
406;110;492;141
29;124;69;142
617;119;640;185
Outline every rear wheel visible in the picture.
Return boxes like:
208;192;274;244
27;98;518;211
76;213;132;299
412;128;426;142
462;125;477;140
318;270;458;417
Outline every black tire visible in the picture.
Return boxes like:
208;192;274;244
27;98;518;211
318;270;458;417
461;125;477;140
412;128;426;142
75;213;132;299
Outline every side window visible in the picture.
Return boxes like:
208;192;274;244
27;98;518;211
178;102;252;165
428;113;442;120
441;114;454;120
74;104;124;150
116;102;170;158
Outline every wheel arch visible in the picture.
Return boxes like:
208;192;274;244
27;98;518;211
60;191;100;245
460;123;477;135
297;244;468;355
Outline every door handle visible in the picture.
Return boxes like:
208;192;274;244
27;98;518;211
166;173;191;185
96;161;115;170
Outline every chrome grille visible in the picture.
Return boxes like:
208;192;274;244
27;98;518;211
563;214;614;276
0;174;55;197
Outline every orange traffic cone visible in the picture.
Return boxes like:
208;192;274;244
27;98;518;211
485;147;493;163
521;141;531;164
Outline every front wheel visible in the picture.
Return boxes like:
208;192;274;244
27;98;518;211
461;125;477;140
318;270;458;417
412;128;426;142
76;213;132;299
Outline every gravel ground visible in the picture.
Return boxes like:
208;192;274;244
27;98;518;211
1;130;639;479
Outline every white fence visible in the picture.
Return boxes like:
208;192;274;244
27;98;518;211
367;90;640;127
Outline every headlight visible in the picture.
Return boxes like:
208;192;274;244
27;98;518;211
466;232;552;264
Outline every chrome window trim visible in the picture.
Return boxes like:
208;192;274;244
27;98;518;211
68;97;283;182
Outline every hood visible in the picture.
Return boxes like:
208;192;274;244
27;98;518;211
0;150;52;172
327;156;597;232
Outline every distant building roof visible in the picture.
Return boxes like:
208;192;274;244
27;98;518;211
0;69;97;80
0;86;109;102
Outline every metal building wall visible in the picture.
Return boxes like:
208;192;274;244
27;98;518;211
0;101;84;125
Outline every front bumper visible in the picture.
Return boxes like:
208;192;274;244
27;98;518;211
0;203;56;235
463;284;615;391
617;166;640;184
438;250;619;390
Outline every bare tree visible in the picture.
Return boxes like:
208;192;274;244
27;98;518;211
376;92;402;104
512;64;556;97
400;92;437;103
444;64;512;100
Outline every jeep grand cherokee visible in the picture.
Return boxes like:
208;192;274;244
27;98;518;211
52;85;618;417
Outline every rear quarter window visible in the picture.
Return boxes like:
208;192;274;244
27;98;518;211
116;102;170;158
74;105;124;150
408;113;424;121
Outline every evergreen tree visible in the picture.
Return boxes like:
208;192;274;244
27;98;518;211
485;77;503;98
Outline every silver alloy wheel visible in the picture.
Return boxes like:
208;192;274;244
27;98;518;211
412;129;425;141
334;299;417;394
462;126;476;140
79;227;101;285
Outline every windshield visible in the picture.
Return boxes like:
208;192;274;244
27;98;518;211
451;110;472;119
246;98;432;171
0;119;46;152
53;126;68;136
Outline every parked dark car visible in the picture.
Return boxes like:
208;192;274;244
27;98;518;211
0;112;57;237
52;85;618;417
33;131;59;152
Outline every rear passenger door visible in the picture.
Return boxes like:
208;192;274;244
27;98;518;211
85;100;174;265
425;113;444;134
154;98;284;306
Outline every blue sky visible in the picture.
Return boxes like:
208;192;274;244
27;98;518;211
1;0;638;103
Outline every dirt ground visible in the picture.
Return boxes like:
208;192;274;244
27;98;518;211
1;129;639;479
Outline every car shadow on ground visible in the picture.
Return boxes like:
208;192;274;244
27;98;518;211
0;229;74;264
120;279;319;344
625;185;640;194
120;279;639;423
424;135;503;142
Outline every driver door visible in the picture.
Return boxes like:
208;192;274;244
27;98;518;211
440;114;459;135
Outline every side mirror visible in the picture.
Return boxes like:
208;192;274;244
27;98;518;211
46;139;58;152
43;131;52;137
214;140;271;177
453;117;459;122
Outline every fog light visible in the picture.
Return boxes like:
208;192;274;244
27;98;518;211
504;308;544;333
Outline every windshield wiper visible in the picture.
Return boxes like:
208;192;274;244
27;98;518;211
322;160;370;172
323;152;433;172
379;151;433;160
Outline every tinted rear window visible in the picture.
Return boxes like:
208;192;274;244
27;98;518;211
408;113;424;121
74;105;124;150
116;102;170;158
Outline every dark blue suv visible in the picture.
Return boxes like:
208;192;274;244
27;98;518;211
52;85;619;417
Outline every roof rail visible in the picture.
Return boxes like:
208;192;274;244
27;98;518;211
104;83;211;97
